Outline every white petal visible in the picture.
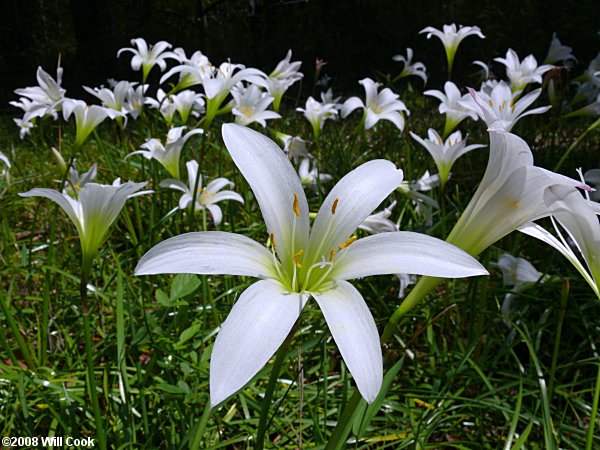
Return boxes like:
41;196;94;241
312;281;382;403
19;188;81;230
210;280;307;406
207;204;223;225
333;232;488;280
307;160;403;262
341;97;364;118
135;231;276;278
222;124;309;267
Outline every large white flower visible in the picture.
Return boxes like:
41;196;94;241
84;81;138;126
341;78;409;131
62;99;123;147
266;49;304;111
424;81;478;137
410;129;485;187
494;49;554;92
127;126;203;179
160;160;243;225
297;96;338;141
135;124;488;406
420;24;484;75
231;84;281;127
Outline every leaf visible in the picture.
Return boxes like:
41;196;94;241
178;323;203;346
155;289;170;306
170;274;200;301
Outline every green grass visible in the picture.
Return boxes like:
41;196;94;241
1;86;599;449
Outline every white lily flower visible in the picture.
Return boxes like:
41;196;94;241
84;81;138;126
297;96;338;141
396;273;417;298
127;126;203;179
62;99;123;147
446;131;586;256
64;164;98;197
494;49;554;92
297;158;332;190
0;151;11;169
117;38;176;82
13;118;35;139
392;48;428;83
266;50;304;111
278;134;313;162
20;179;148;272
424;81;478;137
544;33;577;65
160;160;243;225
461;82;551;132
10;97;53;123
496;253;544;317
520;183;600;299
231;84;281;127
359;200;399;234
397;171;441;226
160;50;214;90
420;24;485;75
14;65;66;118
341;78;409;131
145;89;176;123
124;84;149;120
321;88;343;110
135;124;488;406
410;129;485;187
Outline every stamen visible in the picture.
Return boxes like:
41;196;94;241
293;193;301;217
329;249;335;261
338;235;357;250
270;232;276;249
293;249;304;269
331;197;339;215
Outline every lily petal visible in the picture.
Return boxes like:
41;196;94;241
312;280;382;403
333;232;488;280
210;279;307;406
135;231;276;278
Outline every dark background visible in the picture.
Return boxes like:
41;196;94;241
1;0;599;107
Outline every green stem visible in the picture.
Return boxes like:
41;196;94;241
81;267;107;450
256;327;296;449
586;358;600;450
0;282;37;369
554;117;600;172
190;400;212;450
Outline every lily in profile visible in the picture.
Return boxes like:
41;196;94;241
544;33;577;66
14;65;66;120
135;124;487;406
392;48;428;84
266;49;304;112
494;49;554;92
410;128;485;188
424;81;478;137
160;159;243;226
127;126;203;179
117;38;176;82
84;81;138;127
496;253;545;317
341;78;409;131
62;99;123;147
420;24;485;77
297;96;339;142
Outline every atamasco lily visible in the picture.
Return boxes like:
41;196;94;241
14;65;66;120
419;23;485;77
127;126;203;179
297;157;332;190
159;159;243;226
297;96;339;142
494;49;554;92
62;98;123;147
83;80;138;127
392;48;428;84
424;81;478;137
519;183;600;299
496;253;545;317
409;128;485;187
231;84;281;127
544;33;577;66
135;124;488;406
117;38;176;83
266;49;304;112
341;78;409;131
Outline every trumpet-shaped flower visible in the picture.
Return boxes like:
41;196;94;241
297;96;338;141
341;78;409;131
14;65;66;120
146;90;205;124
297;158;332;190
135;124;488;406
392;48;428;83
274;132;314;162
84;81;138;126
231;84;281;127
424;81;478;137
160;49;214;91
160;160;243;225
359;200;399;234
117;38;176;82
461;82;551;132
62;99;123;147
544;33;577;65
266;50;304;111
127;126;203;179
13;118;35;139
124;84;148;120
520;184;600;299
420;24;485;76
64;164;98;197
496;253;544;317
397;171;441;226
20;179;148;272
494;49;554;92
409;129;485;187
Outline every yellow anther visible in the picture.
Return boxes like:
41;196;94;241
329;249;335;261
270;232;276;249
293;249;304;268
293;193;301;217
338;235;357;250
499;100;506;112
488;99;493;107
331;197;339;215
